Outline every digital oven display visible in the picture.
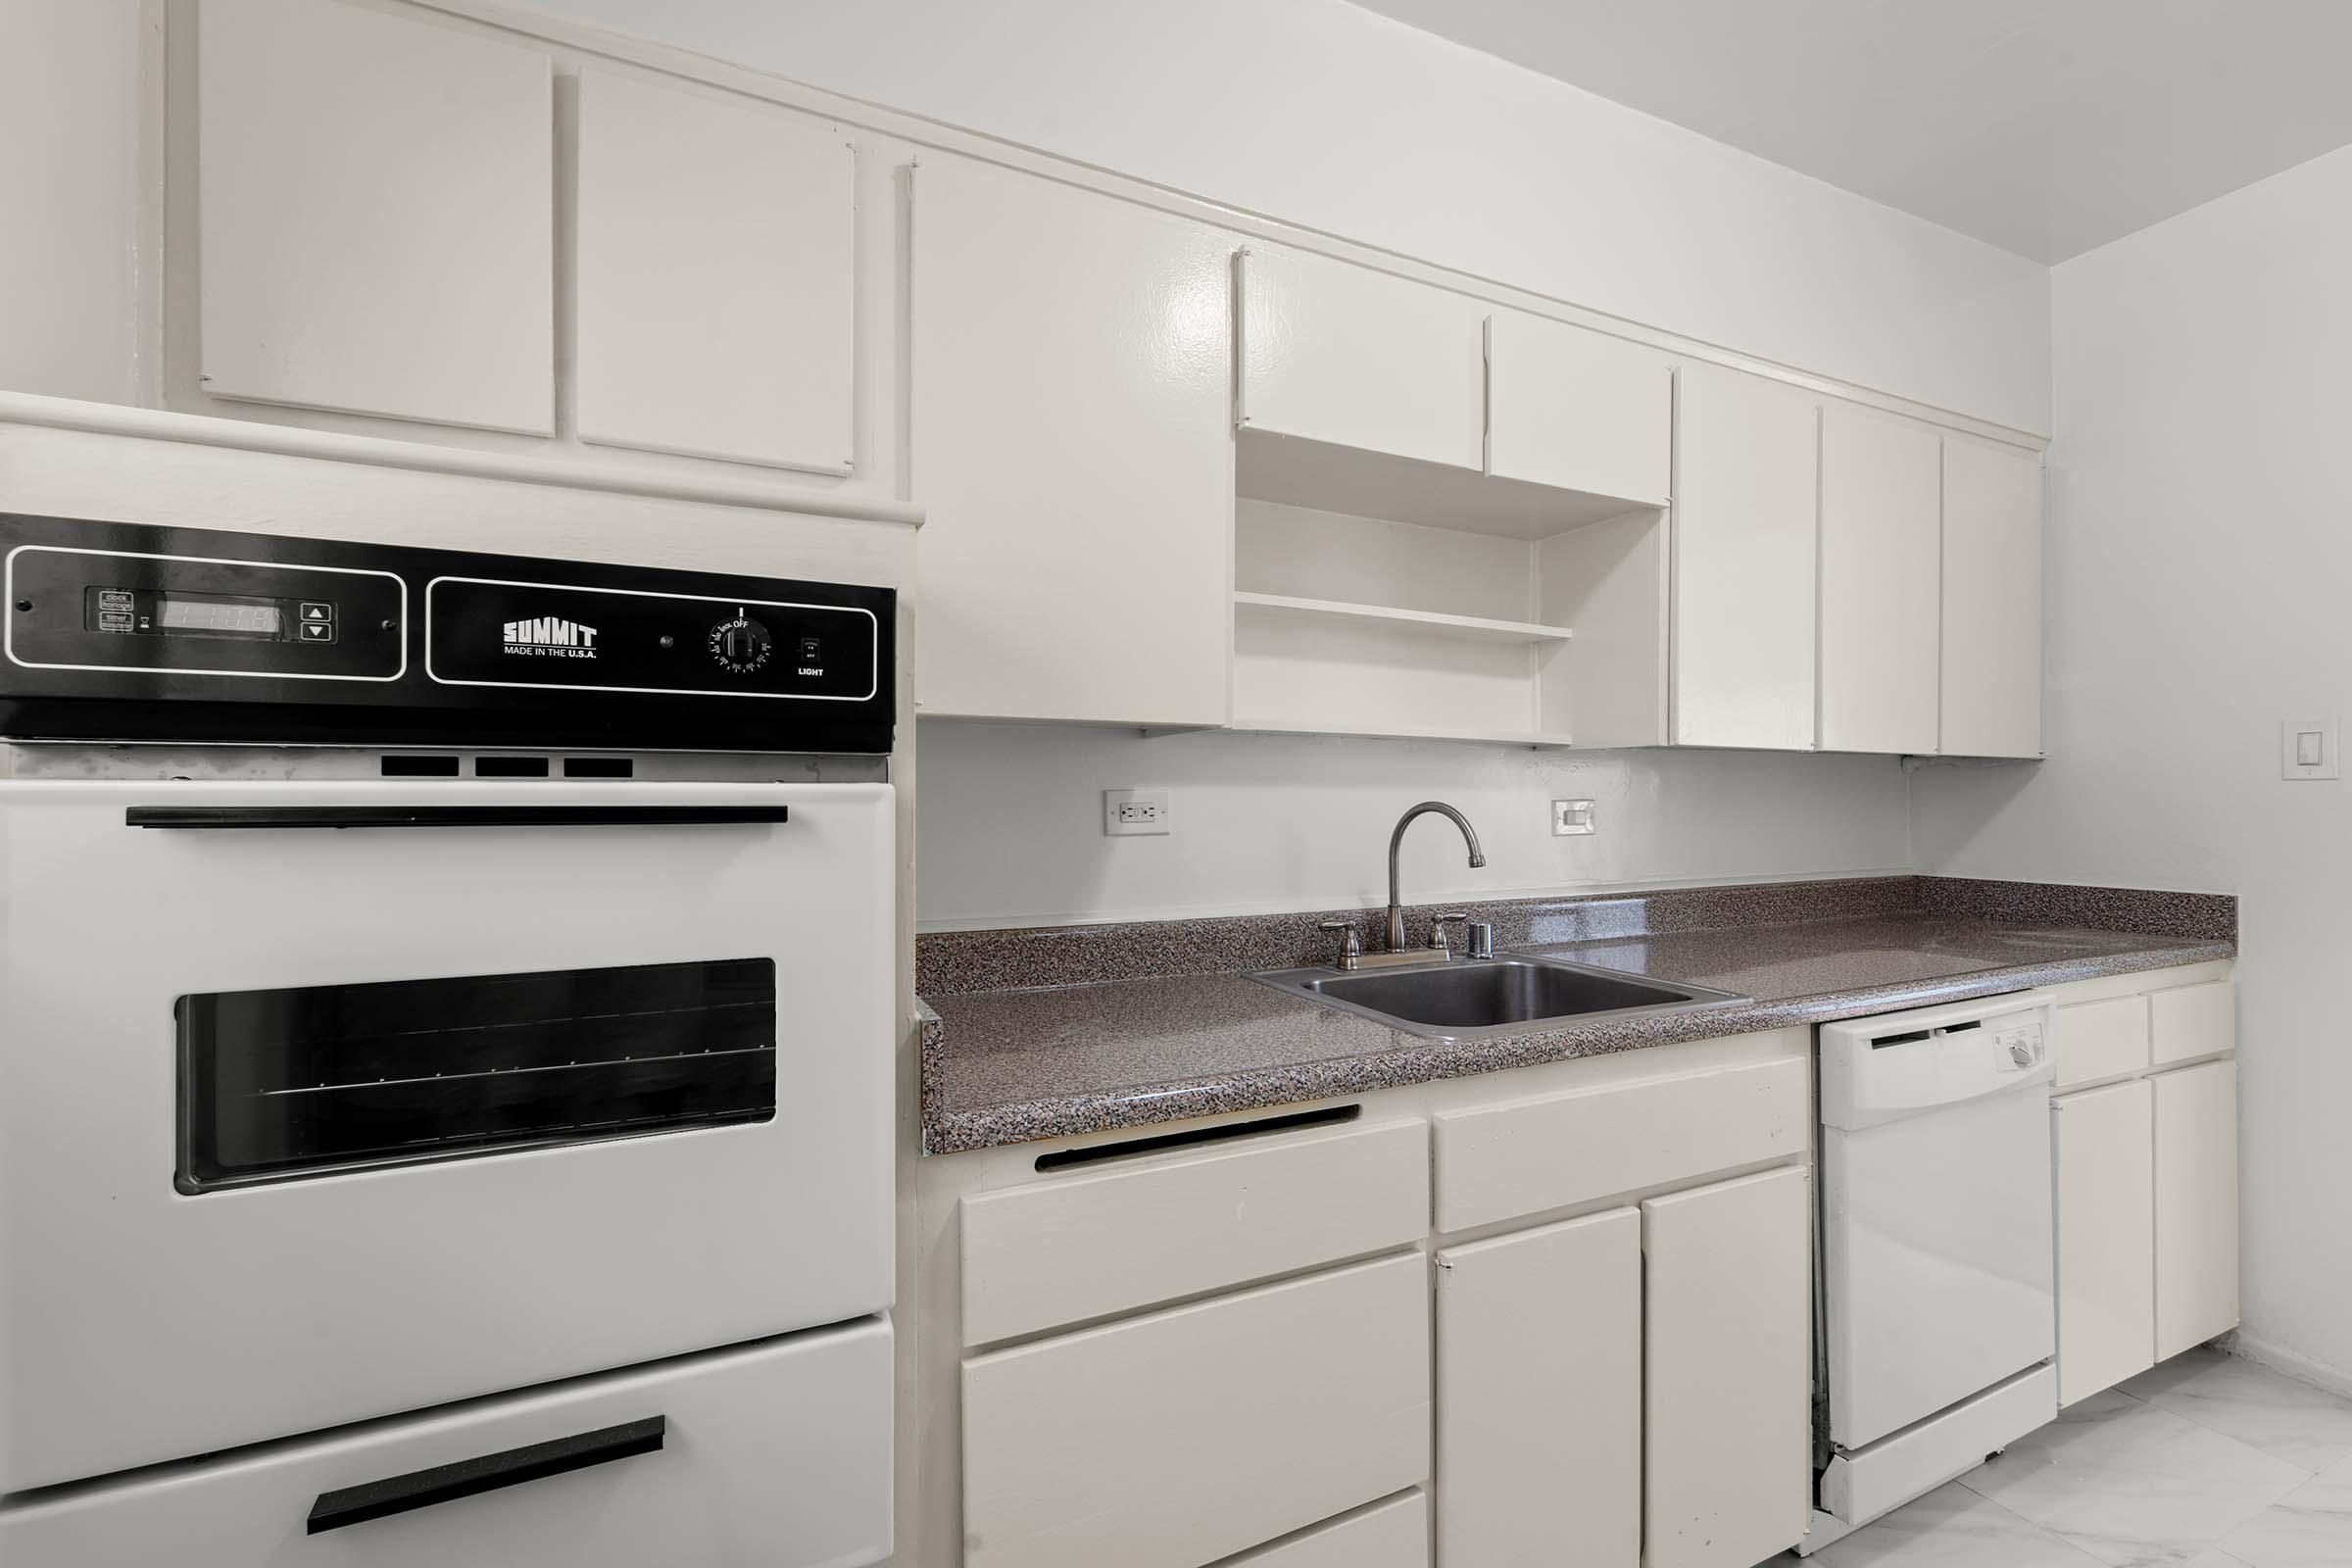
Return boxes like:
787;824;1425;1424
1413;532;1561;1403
156;593;284;638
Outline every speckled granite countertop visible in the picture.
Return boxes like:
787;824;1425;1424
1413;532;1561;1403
918;876;2235;1154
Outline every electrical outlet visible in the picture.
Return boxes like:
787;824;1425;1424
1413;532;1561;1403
1103;788;1172;836
1552;799;1594;836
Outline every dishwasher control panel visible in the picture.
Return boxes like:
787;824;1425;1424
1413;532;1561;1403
1818;994;2057;1132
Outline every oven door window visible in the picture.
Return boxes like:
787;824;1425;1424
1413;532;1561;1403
175;958;777;1193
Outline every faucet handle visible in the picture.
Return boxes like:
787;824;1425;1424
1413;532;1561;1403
1429;911;1469;954
1317;919;1362;970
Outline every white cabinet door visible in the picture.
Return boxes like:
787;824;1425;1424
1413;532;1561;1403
1436;1208;1640;1568
1239;245;1485;470
197;0;553;433
1940;438;2043;758
2154;1060;2240;1359
1487;311;1672;503
2053;1079;2156;1405
1819;405;1941;755
1672;365;1819;750
911;154;1233;726
961;1254;1429;1568
1643;1165;1812;1568
575;69;854;472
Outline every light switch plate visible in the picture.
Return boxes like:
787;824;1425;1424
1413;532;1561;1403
1103;787;1172;835
2282;718;2339;780
1552;799;1595;836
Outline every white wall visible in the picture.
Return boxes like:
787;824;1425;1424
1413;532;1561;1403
1912;140;2352;1388
517;0;2051;434
0;1;150;405
918;720;1912;928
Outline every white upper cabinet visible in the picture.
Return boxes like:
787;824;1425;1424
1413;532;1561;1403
1819;406;1942;755
1238;245;1485;470
575;70;854;472
1486;312;1672;504
197;0;553;434
911;156;1233;726
1941;438;2044;758
1672;364;1820;750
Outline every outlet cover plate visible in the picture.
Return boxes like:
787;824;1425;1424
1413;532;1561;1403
1552;799;1594;836
1103;787;1172;836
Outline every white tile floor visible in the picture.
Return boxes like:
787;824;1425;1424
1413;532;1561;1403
1790;1348;2352;1568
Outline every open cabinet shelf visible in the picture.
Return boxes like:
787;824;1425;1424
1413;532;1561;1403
1227;432;1671;751
1232;592;1575;645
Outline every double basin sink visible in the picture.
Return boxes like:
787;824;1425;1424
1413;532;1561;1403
1250;952;1747;1041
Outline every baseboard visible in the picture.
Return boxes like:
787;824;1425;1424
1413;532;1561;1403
2225;1332;2352;1401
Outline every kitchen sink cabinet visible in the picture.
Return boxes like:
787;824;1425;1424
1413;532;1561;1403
910;154;1235;726
1671;364;1822;750
1436;1208;1642;1566
915;1030;1814;1568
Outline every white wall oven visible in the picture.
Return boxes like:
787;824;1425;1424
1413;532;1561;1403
0;512;897;1567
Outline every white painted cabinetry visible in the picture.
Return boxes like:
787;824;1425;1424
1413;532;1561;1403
1436;1208;1642;1567
1672;364;1821;750
2048;968;2239;1405
1237;245;1485;471
1643;1166;1815;1568
1940;438;2044;758
574;69;854;472
2053;1077;2158;1405
1485;312;1673;504
1819;407;1941;755
2154;1058;2240;1358
196;0;554;434
910;154;1234;725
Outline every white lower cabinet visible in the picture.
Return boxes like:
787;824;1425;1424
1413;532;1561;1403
959;1253;1430;1568
1225;1491;1428;1568
1643;1166;1814;1568
0;1323;892;1568
1436;1207;1642;1567
2154;1059;2240;1358
2053;1078;2158;1404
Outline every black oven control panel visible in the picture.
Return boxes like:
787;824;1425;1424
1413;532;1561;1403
0;514;896;753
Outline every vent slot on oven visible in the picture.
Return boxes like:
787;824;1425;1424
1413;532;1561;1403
175;958;777;1193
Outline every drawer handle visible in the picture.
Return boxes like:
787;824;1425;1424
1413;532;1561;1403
125;806;789;830
306;1414;666;1535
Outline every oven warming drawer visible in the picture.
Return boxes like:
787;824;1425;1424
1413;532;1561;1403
0;779;895;1494
0;1322;892;1568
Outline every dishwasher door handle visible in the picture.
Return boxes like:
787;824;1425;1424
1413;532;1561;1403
124;805;790;830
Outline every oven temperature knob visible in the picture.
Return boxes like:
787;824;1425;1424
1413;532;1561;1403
710;613;771;673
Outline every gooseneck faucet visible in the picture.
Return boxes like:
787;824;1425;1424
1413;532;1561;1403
1387;801;1485;952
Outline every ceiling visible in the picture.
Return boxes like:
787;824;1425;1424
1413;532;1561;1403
1348;0;2352;262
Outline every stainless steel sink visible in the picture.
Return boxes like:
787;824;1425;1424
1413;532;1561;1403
1250;954;1747;1041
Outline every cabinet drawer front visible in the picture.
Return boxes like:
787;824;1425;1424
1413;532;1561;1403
0;1324;890;1568
961;1254;1431;1568
962;1119;1428;1346
2053;1080;2156;1405
1642;1166;1813;1568
1224;1492;1427;1568
2151;980;2236;1067
2055;995;2151;1088
1433;1055;1808;1232
1438;1208;1641;1567
2154;1060;2240;1358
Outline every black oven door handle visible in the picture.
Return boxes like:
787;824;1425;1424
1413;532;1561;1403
307;1414;666;1535
125;805;790;829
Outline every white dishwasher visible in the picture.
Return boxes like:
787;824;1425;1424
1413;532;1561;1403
1805;990;2058;1552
